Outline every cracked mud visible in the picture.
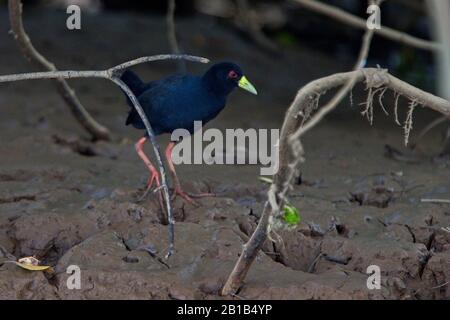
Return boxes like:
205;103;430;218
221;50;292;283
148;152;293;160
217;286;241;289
0;9;449;300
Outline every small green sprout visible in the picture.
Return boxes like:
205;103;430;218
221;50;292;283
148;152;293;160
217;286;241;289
283;205;301;226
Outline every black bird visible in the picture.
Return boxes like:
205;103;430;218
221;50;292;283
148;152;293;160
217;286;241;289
121;62;257;203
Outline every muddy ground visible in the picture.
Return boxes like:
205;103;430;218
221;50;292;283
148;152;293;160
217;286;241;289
0;8;449;300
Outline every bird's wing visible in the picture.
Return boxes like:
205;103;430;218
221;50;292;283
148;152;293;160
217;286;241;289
125;75;193;129
143;75;192;107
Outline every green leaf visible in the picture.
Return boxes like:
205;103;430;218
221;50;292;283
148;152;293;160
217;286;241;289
283;205;300;226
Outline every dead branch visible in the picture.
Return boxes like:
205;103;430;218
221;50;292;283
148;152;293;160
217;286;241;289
0;54;209;259
8;0;111;141
289;24;376;142
222;67;450;293
223;0;450;293
421;198;450;204
293;0;440;52
167;0;186;73
291;68;450;140
221;0;378;294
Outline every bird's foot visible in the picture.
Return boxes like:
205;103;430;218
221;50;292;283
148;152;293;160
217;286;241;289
171;187;197;205
171;187;216;205
137;171;161;202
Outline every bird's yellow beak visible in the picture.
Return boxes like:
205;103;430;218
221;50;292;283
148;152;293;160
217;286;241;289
238;76;258;95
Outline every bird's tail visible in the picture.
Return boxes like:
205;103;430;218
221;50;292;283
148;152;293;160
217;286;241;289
120;70;148;128
120;70;146;98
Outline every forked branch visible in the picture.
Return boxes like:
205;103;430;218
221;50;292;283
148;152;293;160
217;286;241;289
293;0;440;51
0;54;210;258
221;0;379;292
222;66;450;294
8;0;111;141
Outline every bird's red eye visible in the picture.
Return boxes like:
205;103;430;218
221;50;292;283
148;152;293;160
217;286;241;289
228;70;238;79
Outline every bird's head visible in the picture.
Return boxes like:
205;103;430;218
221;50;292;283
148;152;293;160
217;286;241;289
202;62;258;96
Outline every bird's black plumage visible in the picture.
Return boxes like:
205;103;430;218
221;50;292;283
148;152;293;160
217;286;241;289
121;62;250;135
121;62;257;204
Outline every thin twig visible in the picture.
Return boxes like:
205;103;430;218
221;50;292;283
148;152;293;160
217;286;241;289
421;198;450;204
403;99;417;146
307;252;323;273
431;281;449;289
8;0;111;141
393;92;402;125
166;0;186;73
0;54;209;258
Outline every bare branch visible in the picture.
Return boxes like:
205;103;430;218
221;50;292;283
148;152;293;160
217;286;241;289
222;0;450;293
290;24;376;142
223;66;450;293
222;2;377;294
8;0;111;141
421;198;450;204
112;55;207;74
0;54;210;258
403;99;418;146
166;0;186;72
293;0;440;51
0;55;209;84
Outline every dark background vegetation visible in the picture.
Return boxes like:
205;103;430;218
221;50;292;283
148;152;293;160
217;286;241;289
0;0;436;92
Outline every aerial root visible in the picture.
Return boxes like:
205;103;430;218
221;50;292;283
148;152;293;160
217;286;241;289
360;85;418;146
404;99;418;146
394;91;402;126
349;88;354;107
359;86;390;125
360;87;375;125
378;87;389;115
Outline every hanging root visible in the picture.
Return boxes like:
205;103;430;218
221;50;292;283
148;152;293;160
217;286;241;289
378;87;389;115
394;91;402;126
404;99;418;146
349;88;354;107
360;87;375;125
359;67;390;125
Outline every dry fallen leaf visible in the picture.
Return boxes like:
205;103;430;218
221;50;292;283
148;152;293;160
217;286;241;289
13;262;51;271
5;256;51;271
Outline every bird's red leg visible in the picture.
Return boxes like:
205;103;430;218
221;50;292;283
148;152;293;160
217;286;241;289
165;141;215;204
135;137;161;199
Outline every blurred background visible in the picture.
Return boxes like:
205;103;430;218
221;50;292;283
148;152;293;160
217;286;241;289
0;0;448;169
0;0;440;92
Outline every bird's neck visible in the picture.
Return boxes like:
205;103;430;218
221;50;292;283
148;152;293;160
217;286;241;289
201;72;234;97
